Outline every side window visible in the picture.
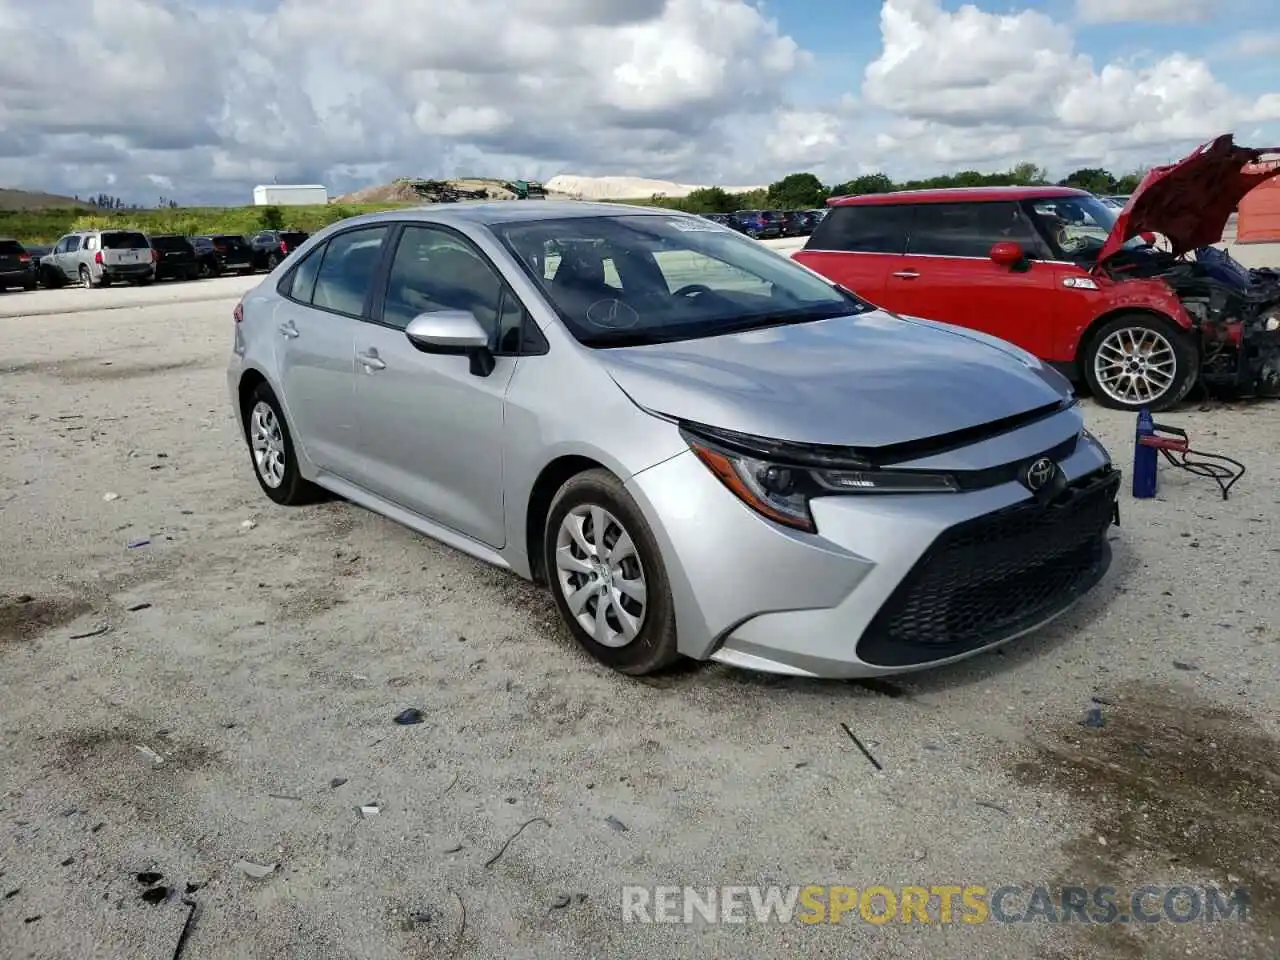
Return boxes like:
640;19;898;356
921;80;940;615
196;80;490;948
60;236;79;253
809;205;912;254
53;237;69;253
907;202;1039;258
283;241;326;303
381;225;510;348
86;236;99;251
310;226;388;317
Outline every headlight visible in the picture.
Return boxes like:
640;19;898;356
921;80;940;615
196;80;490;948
680;425;959;534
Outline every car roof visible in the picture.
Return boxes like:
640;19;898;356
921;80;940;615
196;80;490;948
828;185;1092;206
302;200;690;233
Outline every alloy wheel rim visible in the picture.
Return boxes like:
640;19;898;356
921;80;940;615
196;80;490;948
1094;327;1176;405
554;504;647;648
249;400;286;488
81;269;91;288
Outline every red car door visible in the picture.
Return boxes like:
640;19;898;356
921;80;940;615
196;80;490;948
792;203;913;307
881;200;1061;357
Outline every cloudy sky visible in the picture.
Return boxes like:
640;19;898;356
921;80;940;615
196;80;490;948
1;0;1277;205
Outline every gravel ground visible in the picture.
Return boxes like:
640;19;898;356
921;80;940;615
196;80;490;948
1;274;1278;960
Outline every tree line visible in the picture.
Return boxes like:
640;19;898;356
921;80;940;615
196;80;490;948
640;164;1147;214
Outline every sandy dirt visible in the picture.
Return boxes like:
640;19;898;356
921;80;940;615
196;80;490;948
1;273;1278;960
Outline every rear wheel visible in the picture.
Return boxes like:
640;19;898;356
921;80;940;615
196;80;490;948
1083;313;1198;412
266;253;280;270
543;470;679;676
242;382;321;506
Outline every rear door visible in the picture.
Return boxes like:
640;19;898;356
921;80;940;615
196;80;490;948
273;225;389;478
217;235;254;270
100;231;151;268
793;204;912;306
885;201;1059;351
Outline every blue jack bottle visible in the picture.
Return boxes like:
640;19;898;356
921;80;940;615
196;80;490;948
1132;408;1158;498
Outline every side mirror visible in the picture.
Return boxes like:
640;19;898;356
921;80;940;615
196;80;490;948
989;241;1025;269
404;310;495;377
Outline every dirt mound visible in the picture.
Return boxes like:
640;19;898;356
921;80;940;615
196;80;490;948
0;188;94;211
335;178;519;204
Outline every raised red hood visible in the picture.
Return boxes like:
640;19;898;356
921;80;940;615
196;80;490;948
1096;134;1280;265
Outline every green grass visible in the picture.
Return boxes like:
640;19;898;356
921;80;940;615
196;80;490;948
0;202;418;244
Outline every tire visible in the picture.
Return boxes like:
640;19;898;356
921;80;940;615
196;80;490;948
1082;312;1198;412
198;262;212;279
543;469;679;676
266;253;280;270
23;281;36;291
242;382;321;506
80;266;106;289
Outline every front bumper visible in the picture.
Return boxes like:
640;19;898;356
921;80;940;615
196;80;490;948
626;422;1118;679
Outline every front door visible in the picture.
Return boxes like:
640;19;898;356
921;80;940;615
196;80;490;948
273;224;390;478
792;203;914;308
884;200;1059;354
351;223;520;548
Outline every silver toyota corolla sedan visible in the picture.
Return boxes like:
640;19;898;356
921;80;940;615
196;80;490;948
227;201;1120;679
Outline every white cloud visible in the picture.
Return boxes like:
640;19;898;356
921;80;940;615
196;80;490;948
0;0;1275;204
859;0;1280;176
1075;0;1217;24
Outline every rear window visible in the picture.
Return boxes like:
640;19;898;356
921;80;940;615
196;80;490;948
807;204;913;254
280;232;308;245
149;235;191;252
0;240;23;255
214;235;249;246
102;232;149;249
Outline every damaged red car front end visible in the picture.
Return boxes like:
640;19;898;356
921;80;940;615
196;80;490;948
1095;134;1280;400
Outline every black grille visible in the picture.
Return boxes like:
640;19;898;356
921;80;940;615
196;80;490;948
857;467;1120;668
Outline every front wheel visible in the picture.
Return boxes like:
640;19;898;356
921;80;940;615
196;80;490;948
543;470;679;676
1082;313;1198;412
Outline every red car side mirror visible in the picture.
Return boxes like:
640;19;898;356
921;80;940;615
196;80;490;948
989;241;1025;267
1139;231;1156;246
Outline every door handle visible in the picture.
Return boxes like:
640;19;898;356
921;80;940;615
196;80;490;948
891;269;920;279
356;351;386;371
278;321;299;339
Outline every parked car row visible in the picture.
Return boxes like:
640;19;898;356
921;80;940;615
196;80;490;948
699;208;828;239
0;228;310;291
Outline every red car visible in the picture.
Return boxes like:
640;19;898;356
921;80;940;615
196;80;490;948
795;135;1280;411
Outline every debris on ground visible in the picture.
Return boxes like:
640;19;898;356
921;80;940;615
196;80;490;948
1081;706;1107;728
1173;660;1199;671
329;777;348;789
393;708;424;725
102;492;119;502
358;804;381;818
484;817;549;868
135;744;164;765
136;872;163;885
126;602;151;612
140;885;170;904
603;815;629;833
233;860;277;880
69;624;110;639
126;539;150;549
550;894;571;909
839;722;884;770
240;520;256;531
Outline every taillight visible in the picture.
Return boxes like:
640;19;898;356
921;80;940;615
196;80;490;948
279;241;288;254
150;249;160;263
94;251;103;264
233;302;244;323
18;254;30;263
214;243;226;252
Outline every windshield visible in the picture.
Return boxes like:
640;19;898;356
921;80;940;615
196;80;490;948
492;214;868;347
1027;197;1146;259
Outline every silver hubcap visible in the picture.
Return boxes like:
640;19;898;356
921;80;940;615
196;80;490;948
249;401;286;488
81;270;90;288
1094;327;1177;405
554;505;647;648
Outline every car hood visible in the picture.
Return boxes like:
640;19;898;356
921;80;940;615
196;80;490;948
599;310;1072;449
1097;134;1280;264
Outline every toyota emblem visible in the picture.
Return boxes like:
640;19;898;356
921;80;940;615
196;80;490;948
1024;457;1056;492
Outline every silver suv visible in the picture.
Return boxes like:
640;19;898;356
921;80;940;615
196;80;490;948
41;230;155;288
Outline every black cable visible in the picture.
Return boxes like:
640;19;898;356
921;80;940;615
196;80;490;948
1158;447;1246;501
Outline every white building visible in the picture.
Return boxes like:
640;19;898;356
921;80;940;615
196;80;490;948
252;184;329;206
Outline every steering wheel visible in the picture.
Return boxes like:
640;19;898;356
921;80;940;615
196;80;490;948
672;283;714;299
